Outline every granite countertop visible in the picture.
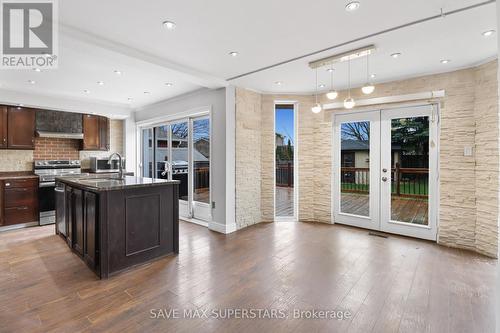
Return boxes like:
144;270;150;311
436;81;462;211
0;171;38;180
56;174;179;192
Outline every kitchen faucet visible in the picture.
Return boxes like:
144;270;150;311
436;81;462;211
107;152;124;179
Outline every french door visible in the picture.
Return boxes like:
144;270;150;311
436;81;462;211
141;115;211;222
333;105;438;240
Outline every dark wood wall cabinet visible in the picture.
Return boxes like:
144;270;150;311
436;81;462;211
0;106;36;150
82;114;109;151
0;177;39;226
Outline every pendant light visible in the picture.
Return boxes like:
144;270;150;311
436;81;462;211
326;65;338;100
344;58;355;109
311;68;322;113
361;53;375;95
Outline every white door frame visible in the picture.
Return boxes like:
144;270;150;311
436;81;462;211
379;105;438;240
136;108;212;223
331;103;439;241
274;101;299;222
332;110;381;230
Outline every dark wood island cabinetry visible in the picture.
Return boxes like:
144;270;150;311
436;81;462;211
56;174;179;278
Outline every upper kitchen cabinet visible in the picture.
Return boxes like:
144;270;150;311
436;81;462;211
82;114;109;151
0;106;7;148
7;107;36;149
98;116;110;151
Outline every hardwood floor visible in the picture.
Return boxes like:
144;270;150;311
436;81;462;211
0;221;496;332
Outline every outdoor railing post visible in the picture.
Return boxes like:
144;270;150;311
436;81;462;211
396;162;401;196
287;162;292;187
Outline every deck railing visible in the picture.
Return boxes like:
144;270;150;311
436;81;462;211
276;162;294;187
341;163;429;197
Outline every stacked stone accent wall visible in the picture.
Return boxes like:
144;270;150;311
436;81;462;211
234;60;499;258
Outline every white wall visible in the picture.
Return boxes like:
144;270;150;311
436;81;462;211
133;88;232;231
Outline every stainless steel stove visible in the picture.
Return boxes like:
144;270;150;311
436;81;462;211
34;160;86;225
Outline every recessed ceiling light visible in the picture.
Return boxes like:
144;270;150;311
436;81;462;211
83;89;90;94
370;73;377;78
274;81;283;85
165;82;173;87
440;59;451;64
28;80;35;84
163;20;176;30
229;51;239;57
114;70;122;75
33;68;41;72
345;1;360;12
318;84;326;88
97;81;105;86
144;91;151;95
391;52;402;58
482;30;495;37
326;68;334;73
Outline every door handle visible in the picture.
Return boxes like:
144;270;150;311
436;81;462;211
382;177;388;182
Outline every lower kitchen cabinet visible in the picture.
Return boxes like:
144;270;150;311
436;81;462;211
63;185;99;273
72;188;84;256
0;176;38;226
83;191;97;269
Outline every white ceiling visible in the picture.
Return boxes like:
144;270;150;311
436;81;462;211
0;0;497;113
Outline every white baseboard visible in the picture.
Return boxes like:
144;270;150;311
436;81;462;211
209;220;237;234
180;217;208;228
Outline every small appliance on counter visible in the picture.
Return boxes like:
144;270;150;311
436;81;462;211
34;160;87;225
90;157;125;173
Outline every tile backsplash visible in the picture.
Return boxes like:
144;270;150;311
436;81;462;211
0;150;33;172
0;119;124;172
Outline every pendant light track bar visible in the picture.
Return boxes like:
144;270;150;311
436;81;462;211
308;45;375;69
227;0;495;81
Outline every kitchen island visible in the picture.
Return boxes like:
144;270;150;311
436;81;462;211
55;174;179;278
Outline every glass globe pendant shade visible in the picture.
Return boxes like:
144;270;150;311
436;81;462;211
344;98;356;109
361;84;375;95
311;103;322;113
326;90;338;100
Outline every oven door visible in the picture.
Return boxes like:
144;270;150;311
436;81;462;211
39;182;56;225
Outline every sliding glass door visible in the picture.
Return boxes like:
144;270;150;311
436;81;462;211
140;115;211;222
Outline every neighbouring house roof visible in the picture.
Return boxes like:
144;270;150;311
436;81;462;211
341;139;401;151
341;139;370;151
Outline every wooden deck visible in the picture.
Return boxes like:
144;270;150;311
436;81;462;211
341;192;428;225
0;222;496;332
276;186;294;216
276;188;428;225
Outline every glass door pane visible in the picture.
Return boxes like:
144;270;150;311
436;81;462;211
170;121;189;202
340;121;370;217
380;105;437;241
333;111;380;231
154;125;170;180
192;117;210;204
142;128;154;178
390;116;429;225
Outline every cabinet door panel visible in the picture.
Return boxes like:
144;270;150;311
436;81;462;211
84;191;97;269
7;107;35;149
0;181;4;226
0;107;7;148
72;189;84;256
83;114;99;150
98;116;109;151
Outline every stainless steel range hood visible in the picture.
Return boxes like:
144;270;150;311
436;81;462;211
36;131;84;139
